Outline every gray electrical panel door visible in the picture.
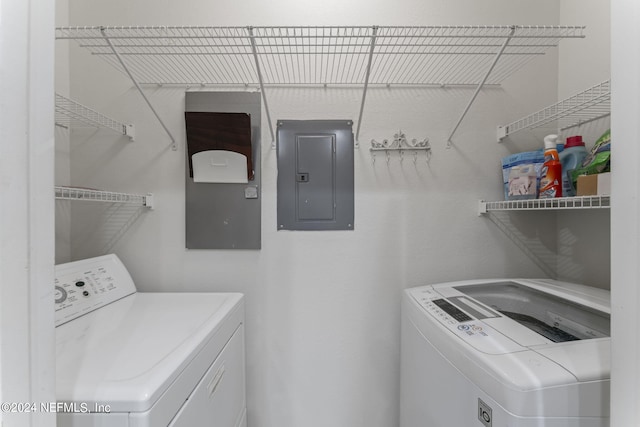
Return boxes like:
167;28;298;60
277;120;354;231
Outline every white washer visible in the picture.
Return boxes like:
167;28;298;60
55;254;246;427
400;279;610;427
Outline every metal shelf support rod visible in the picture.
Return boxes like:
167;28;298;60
355;26;378;146
100;27;178;151
559;112;611;131
248;26;276;148
447;26;516;147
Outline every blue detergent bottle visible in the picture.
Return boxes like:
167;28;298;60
559;135;588;197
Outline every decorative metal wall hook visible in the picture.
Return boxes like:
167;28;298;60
370;130;431;164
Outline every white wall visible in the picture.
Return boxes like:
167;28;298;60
1;0;56;425
559;0;611;98
56;1;616;426
56;0;72;262
555;0;611;288
611;1;640;425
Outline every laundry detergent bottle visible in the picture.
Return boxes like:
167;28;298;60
539;134;562;198
559;135;588;197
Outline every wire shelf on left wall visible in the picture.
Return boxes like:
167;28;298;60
55;93;135;140
55;186;153;209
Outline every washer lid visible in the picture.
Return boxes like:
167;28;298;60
454;281;610;344
56;292;242;413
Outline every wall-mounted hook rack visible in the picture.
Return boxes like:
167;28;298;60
370;131;431;164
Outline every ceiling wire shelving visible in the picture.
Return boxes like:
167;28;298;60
55;186;154;209
497;80;610;141
56;25;585;147
55;93;135;140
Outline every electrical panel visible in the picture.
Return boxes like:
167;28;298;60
277;120;354;231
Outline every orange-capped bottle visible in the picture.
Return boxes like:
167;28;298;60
538;134;562;198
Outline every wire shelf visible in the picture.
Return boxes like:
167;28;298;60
56;25;584;87
497;80;610;140
55;93;135;139
56;25;584;144
55;186;153;208
478;195;610;214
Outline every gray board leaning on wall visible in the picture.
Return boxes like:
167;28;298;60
184;91;261;249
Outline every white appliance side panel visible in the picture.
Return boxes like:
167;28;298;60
400;311;609;427
400;309;478;427
168;324;246;427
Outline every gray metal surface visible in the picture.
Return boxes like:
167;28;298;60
277;120;354;231
185;92;261;249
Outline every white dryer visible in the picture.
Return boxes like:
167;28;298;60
55;254;246;427
400;279;610;427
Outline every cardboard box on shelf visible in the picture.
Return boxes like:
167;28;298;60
576;172;611;196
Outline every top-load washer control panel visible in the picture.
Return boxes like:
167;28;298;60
431;298;473;322
54;254;137;326
409;286;525;354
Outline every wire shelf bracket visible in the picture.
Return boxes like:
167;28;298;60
100;27;177;151
355;26;379;147
55;93;135;139
247;26;276;148
447;26;515;147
